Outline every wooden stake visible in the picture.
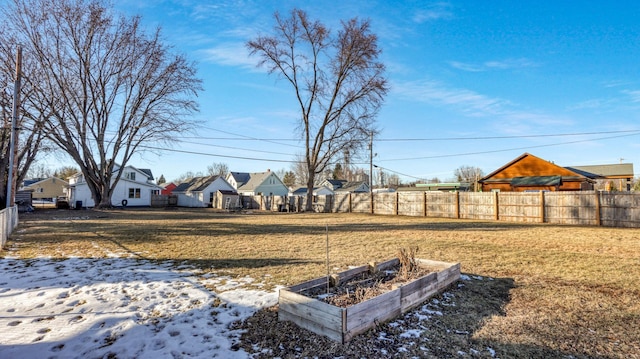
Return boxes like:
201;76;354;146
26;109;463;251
326;224;330;294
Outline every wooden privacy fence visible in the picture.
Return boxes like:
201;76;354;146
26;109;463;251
283;191;640;228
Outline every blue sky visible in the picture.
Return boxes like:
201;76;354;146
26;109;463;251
114;1;640;183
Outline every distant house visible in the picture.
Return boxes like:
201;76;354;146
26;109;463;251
479;153;595;192
320;179;370;193
68;165;162;207
21;177;68;201
226;170;289;196
413;183;470;192
290;186;334;196
160;182;177;195
322;179;348;191
565;163;634;191
396;183;471;192
173;175;236;208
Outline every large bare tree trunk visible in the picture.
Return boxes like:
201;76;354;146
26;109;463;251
248;9;388;212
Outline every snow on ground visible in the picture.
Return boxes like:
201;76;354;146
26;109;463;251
0;256;278;359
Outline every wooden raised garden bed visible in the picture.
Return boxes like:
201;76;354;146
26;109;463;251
278;258;460;343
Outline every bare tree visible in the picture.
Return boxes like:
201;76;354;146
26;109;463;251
248;9;388;210
0;29;52;208
173;171;203;184
291;155;310;186
3;0;202;208
207;162;229;177
454;165;484;191
53;166;79;180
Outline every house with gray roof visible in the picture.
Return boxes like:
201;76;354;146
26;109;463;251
226;170;289;196
290;186;334;196
565;163;634;191
173;175;236;208
320;179;369;193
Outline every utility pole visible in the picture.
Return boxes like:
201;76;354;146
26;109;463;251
369;131;373;214
369;131;373;191
6;46;22;208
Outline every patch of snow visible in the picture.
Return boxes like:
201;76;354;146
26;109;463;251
422;309;443;316
487;346;497;357
0;257;278;359
399;329;422;338
459;274;471;281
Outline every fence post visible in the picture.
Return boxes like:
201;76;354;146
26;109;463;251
395;192;399;216
370;192;374;214
455;192;460;219
423;191;427;217
595;192;601;226
494;191;499;221
349;193;352;213
539;191;545;223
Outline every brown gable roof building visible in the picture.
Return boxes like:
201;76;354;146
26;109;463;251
479;153;595;192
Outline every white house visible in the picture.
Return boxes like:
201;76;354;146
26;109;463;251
173;175;237;208
289;186;334;196
226;170;289;196
320;179;370;193
68;165;161;208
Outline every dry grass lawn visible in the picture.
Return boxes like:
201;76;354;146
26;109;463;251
4;208;640;358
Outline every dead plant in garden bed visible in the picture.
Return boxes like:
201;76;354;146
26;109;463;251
398;245;419;281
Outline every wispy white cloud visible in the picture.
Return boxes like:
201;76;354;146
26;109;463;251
568;89;640;111
199;42;259;69
394;79;510;117
412;2;454;23
602;80;633;88
448;61;484;72
568;98;612;110
449;58;538;72
622;90;640;103
393;79;570;131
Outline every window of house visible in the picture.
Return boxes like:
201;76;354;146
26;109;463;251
151;189;159;195
126;172;136;181
128;188;141;198
209;192;214;203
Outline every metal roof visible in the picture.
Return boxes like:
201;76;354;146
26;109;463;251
511;175;562;187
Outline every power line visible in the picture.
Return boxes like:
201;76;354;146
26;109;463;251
138;144;299;163
377;131;640;162
372;164;425;181
175;129;640;143
376;129;640;141
171;138;294;156
197;128;303;148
